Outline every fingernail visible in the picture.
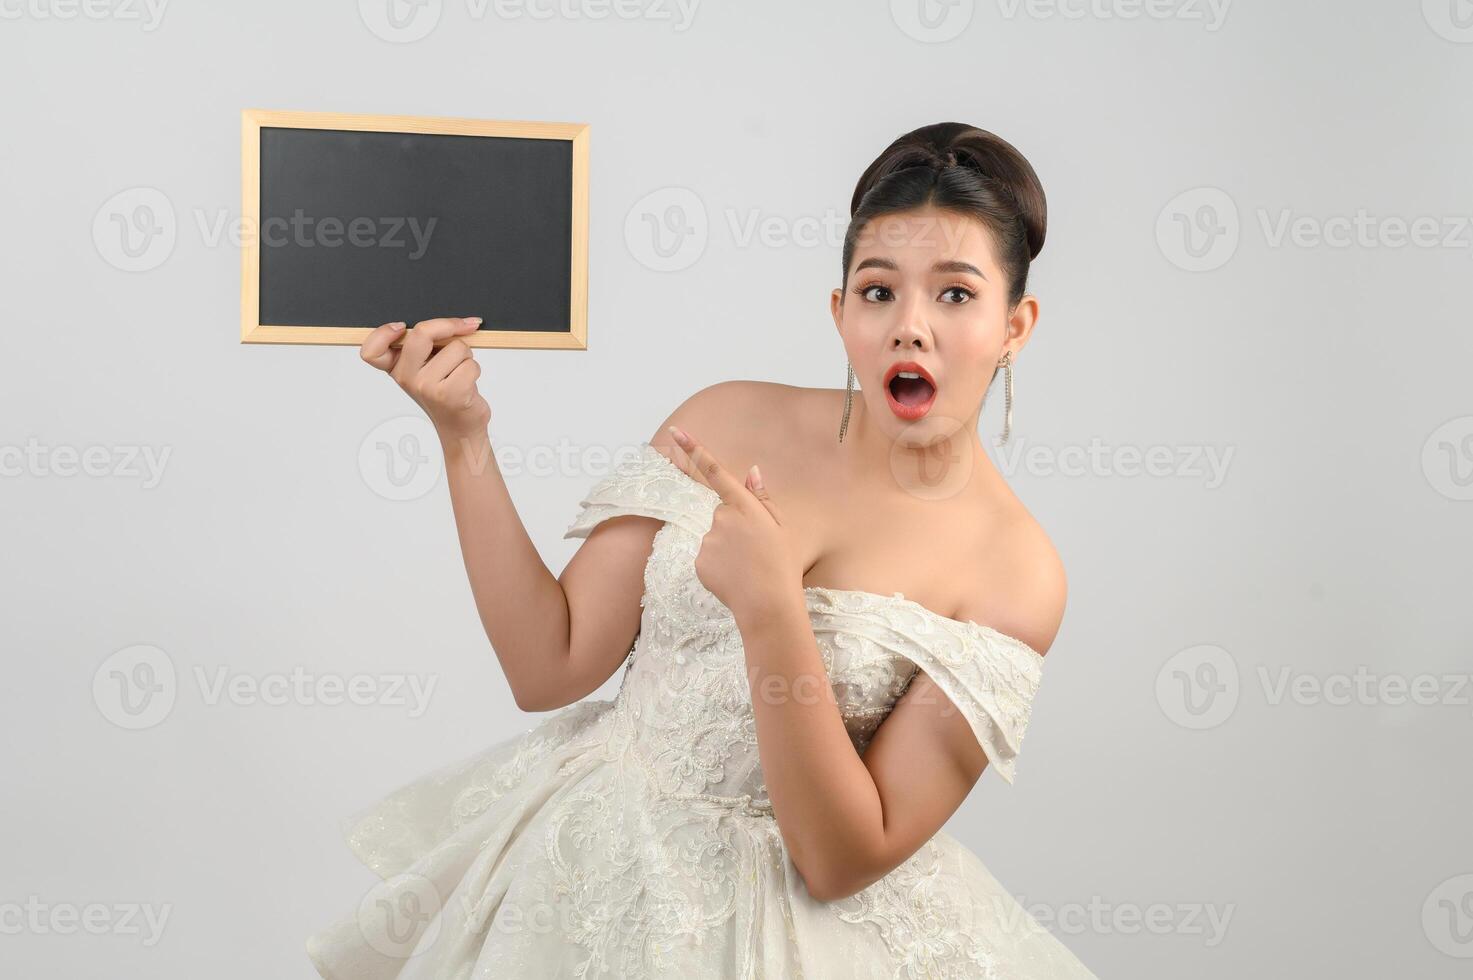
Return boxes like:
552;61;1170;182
749;464;763;490
464;317;482;326
667;425;689;446
390;321;406;331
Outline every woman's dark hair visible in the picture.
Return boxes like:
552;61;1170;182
842;122;1047;308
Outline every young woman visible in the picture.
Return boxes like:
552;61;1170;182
308;122;1097;979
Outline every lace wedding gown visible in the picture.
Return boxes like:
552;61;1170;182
306;443;1097;979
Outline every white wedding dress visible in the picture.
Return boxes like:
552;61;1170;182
306;442;1097;979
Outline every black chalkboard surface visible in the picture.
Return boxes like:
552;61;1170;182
241;110;589;349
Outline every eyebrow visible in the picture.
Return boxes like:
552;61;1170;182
852;257;988;279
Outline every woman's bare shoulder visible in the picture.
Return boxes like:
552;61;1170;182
649;381;1067;653
650;380;815;461
958;503;1068;656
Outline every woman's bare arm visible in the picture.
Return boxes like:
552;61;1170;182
737;562;1063;902
437;428;651;710
360;316;682;711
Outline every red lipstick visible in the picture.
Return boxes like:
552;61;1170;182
882;360;938;421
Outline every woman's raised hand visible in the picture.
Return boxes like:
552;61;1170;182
360;317;491;443
665;425;802;623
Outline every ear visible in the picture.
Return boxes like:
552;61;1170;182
830;287;844;334
1005;294;1041;354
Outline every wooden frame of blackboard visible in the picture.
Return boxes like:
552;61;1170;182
240;108;589;349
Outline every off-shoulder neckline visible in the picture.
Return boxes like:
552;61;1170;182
632;442;1046;664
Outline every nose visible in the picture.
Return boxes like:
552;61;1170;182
888;304;933;351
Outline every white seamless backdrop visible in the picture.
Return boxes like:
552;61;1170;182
2;2;1470;977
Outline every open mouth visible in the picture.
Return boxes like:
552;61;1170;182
883;362;937;420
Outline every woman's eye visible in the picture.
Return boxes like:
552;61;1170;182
856;284;972;303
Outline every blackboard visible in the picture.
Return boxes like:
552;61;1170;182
241;110;588;349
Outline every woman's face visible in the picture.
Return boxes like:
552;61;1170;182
830;203;1038;449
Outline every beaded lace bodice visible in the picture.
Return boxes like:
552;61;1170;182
564;442;1045;793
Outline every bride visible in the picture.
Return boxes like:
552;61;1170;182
307;121;1098;978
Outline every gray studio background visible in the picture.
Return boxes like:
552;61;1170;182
3;2;1470;977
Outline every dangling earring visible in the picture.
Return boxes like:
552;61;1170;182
838;360;855;443
994;349;1014;445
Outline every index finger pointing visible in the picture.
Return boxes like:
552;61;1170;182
667;426;746;506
